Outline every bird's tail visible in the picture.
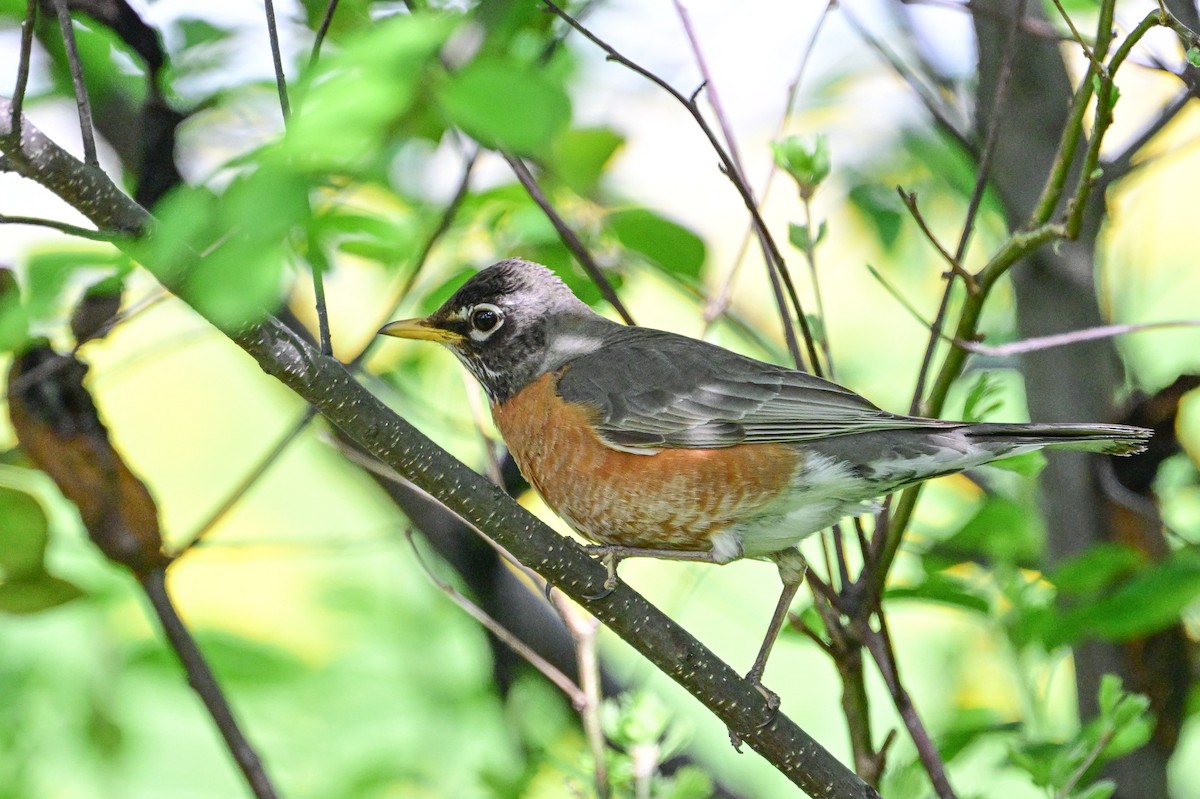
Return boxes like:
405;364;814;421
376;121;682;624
964;422;1151;456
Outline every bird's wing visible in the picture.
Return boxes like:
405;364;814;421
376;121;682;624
556;328;945;450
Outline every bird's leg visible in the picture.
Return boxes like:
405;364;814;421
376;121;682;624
746;549;808;717
584;544;723;593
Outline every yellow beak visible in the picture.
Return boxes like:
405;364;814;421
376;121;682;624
377;318;464;344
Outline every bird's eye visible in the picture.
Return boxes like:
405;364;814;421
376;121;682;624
469;304;503;338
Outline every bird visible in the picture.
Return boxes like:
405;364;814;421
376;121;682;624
379;258;1151;700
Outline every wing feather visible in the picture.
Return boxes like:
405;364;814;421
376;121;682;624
556;327;945;449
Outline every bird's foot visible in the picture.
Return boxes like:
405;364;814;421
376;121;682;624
727;667;781;751
582;545;621;600
746;665;781;728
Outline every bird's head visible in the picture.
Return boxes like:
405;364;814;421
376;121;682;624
379;259;606;403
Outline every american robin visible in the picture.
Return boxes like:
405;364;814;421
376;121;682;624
379;258;1151;697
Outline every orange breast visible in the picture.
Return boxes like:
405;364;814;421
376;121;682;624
492;371;800;552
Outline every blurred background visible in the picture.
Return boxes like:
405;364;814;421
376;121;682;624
1;0;1198;797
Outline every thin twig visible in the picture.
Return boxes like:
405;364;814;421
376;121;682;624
959;319;1200;356
0;213;114;241
10;0;37;141
799;195;835;376
895;189;970;287
263;0;291;119
863;263;939;335
951;0;1026;266
862;611;958;799
1103;89;1194;185
263;0;332;357
704;0;835;326
543;0;822;373
1066;8;1167;238
308;0;342;67
178;406;319;554
405;530;588;707
672;3;742;172
50;0;99;167
501;152;635;325
672;0;810;370
1049;0;1105;72
397;148;479;303
839;5;974;156
74;288;170;349
906;0;1025;415
1053;718;1119;799
550;592;611;799
327;436;548;585
351;147;480;371
139;569;281;799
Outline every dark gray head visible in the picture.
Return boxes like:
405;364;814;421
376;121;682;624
379;259;611;402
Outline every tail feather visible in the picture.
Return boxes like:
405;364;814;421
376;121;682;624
964;422;1151;456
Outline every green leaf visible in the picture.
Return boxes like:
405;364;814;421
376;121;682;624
847;183;902;249
939;496;1043;564
23;249;123;323
663;765;713;799
1045;550;1200;646
439;57;571;155
182;236;287;330
607;208;706;279
312;210;417;268
1009;741;1060;787
0;573;85;614
220;163;311;240
1187;46;1200;68
0;269;28;353
551;127;624;194
133;186;222;282
787;221;827;252
1098;673;1125;717
987;450;1046;478
282;15;455;171
962;371;1003;423
886;571;989;614
0;486;50;577
1050;544;1145;597
772;134;830;198
1071;780;1116;799
175;18;233;51
936;709;1021;763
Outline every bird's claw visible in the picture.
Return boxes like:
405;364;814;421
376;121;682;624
747;667;781;729
726;670;781;750
581;546;620;600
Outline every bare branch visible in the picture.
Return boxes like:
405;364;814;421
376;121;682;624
407;530;588;708
543;0;822;374
839;6;974;156
959;319;1200;356
501;152;635;325
0;213;114;241
10;0;37;141
704;0;836;326
861;613;957;799
178;406;319;553
551;591;611;799
140;569;281;799
50;0;99;167
263;0;291;119
309;0;342;67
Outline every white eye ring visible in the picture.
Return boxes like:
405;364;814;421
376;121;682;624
468;303;504;341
